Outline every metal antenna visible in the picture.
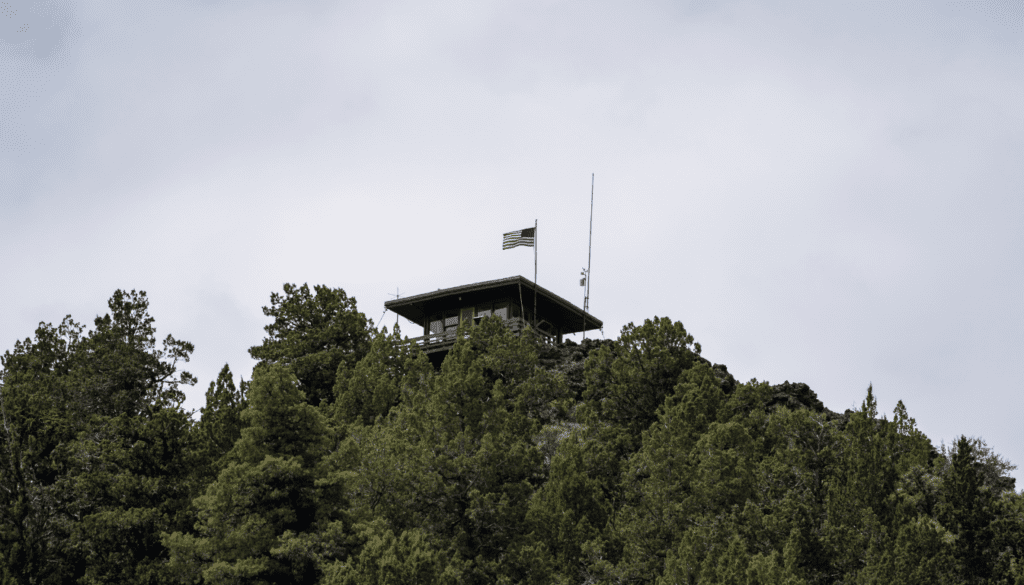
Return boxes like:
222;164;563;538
583;173;594;340
388;287;401;329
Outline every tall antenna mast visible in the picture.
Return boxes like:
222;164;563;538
583;173;594;340
387;287;401;329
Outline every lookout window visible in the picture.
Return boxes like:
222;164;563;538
494;302;508;319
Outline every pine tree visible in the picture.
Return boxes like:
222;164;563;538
0;291;197;584
582;317;700;443
164;364;352;584
333;324;430;427
193;364;247;482
249;284;371;406
940;435;996;583
341;318;553;583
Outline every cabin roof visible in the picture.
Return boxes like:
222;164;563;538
384;275;602;335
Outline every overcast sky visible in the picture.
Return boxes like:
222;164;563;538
2;0;1022;483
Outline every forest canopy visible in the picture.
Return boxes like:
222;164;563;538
1;285;1021;585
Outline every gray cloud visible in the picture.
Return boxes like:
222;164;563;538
1;0;79;198
2;0;1023;484
0;0;75;59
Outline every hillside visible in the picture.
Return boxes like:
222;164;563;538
1;285;1021;585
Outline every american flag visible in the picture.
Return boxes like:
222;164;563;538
502;227;536;249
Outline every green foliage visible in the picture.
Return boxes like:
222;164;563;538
822;385;900;575
337;318;556;583
527;428;616;583
5;285;1024;585
0;290;196;585
228;364;331;467
856;515;957;585
0;317;84;585
582;316;700;441
614;362;728;580
321;520;465;585
164;364;350;584
58;408;196;585
937;435;997;583
333;325;431;427
194;364;247;477
660;532;805;585
249;284;371;406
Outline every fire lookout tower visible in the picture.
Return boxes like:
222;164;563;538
384;275;602;367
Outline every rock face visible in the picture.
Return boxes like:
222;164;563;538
538;338;614;401
539;340;832;418
767;381;825;413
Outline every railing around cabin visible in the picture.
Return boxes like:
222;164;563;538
400;317;554;352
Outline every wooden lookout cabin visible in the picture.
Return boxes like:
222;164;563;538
384;276;602;366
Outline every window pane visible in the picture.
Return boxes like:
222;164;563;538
430;319;444;334
494;305;508;319
476;303;492;318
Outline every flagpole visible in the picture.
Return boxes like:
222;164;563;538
503;226;537;331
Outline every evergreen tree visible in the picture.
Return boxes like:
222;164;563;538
526;426;617;583
856;515;957;585
0;291;197;584
164;364;352;584
193;364;248;482
249;284;371;406
6;285;1024;585
613;361;729;581
341;318;553;583
582;317;700;444
321;520;466;585
0;316;84;585
822;385;900;579
333;325;429;427
939;435;996;583
758;406;837;583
